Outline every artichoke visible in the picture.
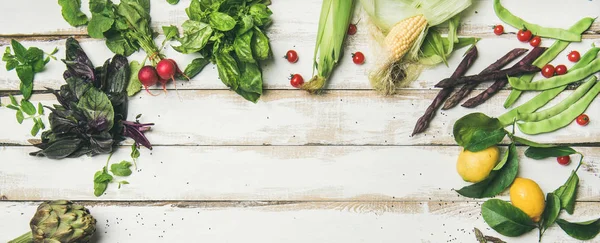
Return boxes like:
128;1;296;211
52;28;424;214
10;200;97;243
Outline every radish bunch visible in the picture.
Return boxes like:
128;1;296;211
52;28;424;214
138;59;186;95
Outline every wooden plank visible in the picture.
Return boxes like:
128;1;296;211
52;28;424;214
0;201;598;242
3;89;600;146
1;0;599;37
1;145;598;201
0;36;598;91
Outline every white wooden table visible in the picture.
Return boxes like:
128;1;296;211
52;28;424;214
1;0;600;242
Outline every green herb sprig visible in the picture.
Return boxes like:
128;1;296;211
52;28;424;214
3;95;46;136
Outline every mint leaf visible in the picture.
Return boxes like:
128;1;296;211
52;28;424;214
110;161;133;176
30;122;41;136
58;0;89;27
20;100;36;115
11;40;27;62
16;110;24;124
37;102;44;115
9;95;18;106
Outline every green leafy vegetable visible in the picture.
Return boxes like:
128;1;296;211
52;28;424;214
174;0;273;102
554;170;579;214
453;113;506;152
166;0;180;5
93;167;113;196
110;161;133;176
2;40;56;101
127;60;143;96
524;146;577;160
3;95;46;136
58;0;89;26
456;143;518;198
481;199;536;237
556;218;600;240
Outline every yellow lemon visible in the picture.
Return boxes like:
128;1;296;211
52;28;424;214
510;178;545;222
456;146;500;183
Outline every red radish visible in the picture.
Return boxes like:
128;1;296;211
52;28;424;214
156;59;178;93
138;66;159;96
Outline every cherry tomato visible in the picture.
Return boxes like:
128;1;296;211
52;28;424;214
285;50;298;63
555;64;567;75
557;156;571;166
517;29;532;42
576;114;590;126
493;25;504;35
568;51;581;62
529;36;541;47
541;64;555;78
348;24;357;35
289;74;304;88
352;52;365;65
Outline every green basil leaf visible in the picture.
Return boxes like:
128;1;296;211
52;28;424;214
456;143;518;198
16;64;33;86
30;122;41;136
93;181;109;197
234;88;261;103
209;12;236;31
37;102;44;115
78;87;115;130
11;40;27;63
172;20;213;54
58;0;89;26
511;136;555;148
118;180;130;189
554;170;579;214
185;0;203;21
524;146;577;160
183;57;210;79
94;167;114;183
453;113;505;152
556;218;600;240
252;28;270;60
127;60;143;96
6;104;20;111
239;62;263;95
110;161;133;176
215;51;240;90
20;82;33;101
237;15;254;35
131;144;140;159
20;100;36;115
234;30;255;63
36;138;83;159
481;199;536;237
89;0;108;13
16;110;24;124
9;95;18;106
166;0;180;5
541;193;561;231
6;59;18;71
88;14;115;39
248;3;272;26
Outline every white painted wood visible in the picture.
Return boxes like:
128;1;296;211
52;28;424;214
0;201;598;243
1;145;598;201
3;89;600;146
1;0;599;36
1;37;598;91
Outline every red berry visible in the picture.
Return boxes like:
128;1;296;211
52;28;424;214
576;114;590;126
348;24;357;35
568;51;581;62
352;52;365;65
555;64;567;75
493;25;504;35
289;74;304;88
285;50;298;63
529;36;541;47
541;64;555;78
557;156;571;166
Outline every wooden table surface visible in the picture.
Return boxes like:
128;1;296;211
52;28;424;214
1;0;600;242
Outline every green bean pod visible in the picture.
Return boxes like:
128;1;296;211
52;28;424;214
494;0;585;41
509;58;600;90
497;45;600;126
503;17;596;108
518;77;596;122
517;77;600;135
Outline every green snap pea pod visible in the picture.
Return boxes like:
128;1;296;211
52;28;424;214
503;17;596;108
497;45;600;126
494;0;584;42
518;77;596;122
517;77;600;135
509;58;600;90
